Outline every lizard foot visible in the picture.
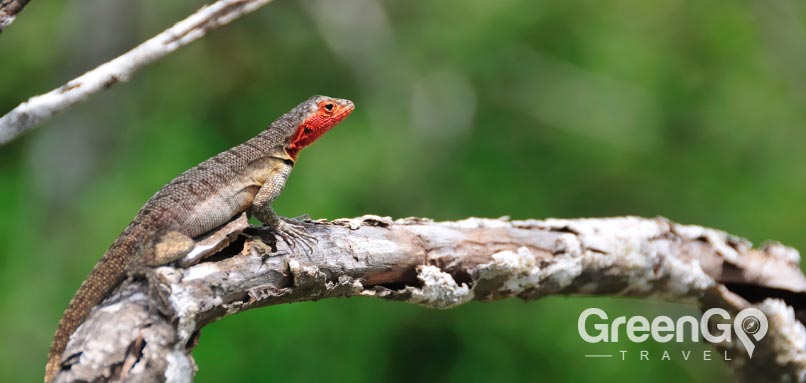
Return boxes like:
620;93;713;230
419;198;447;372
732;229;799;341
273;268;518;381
144;269;174;317
258;217;317;254
124;264;174;318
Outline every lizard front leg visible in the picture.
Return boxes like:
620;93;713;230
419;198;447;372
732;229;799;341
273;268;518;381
250;162;316;251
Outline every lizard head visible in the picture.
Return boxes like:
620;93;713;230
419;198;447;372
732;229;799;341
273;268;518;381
285;95;354;160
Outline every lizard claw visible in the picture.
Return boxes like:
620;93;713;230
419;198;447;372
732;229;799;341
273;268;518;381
291;214;312;221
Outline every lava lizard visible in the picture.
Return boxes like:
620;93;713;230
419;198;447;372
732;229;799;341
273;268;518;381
44;95;354;382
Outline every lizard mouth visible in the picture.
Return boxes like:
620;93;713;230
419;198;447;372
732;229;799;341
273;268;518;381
334;101;355;120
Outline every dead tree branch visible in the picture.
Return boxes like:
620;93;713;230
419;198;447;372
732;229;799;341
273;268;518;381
0;0;275;145
0;0;29;31
51;215;806;383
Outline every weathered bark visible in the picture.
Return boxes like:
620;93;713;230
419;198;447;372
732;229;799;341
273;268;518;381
51;215;806;383
0;0;275;145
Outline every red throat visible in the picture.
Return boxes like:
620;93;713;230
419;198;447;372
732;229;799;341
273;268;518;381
287;101;354;160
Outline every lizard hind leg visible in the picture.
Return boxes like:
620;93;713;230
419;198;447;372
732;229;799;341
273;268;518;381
126;230;196;317
145;230;196;266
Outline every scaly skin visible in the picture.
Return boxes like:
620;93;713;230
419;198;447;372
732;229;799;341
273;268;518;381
44;95;354;382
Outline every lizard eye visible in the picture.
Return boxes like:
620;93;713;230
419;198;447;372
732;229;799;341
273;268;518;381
323;103;334;112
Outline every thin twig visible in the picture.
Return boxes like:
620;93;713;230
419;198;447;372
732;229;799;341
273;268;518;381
0;0;30;31
0;0;274;145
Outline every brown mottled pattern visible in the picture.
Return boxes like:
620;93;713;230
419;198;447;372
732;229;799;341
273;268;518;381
45;96;354;382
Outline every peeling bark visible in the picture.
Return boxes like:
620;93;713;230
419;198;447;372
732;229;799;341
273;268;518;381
52;215;806;382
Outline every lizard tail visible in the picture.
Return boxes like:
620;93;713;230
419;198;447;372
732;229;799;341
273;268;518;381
45;249;128;382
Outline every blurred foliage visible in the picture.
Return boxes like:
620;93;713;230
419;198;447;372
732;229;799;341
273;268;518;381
2;0;806;381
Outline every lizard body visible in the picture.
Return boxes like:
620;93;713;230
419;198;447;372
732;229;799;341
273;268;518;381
44;95;354;382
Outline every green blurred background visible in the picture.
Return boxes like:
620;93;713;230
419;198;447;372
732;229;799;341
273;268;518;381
2;0;805;381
